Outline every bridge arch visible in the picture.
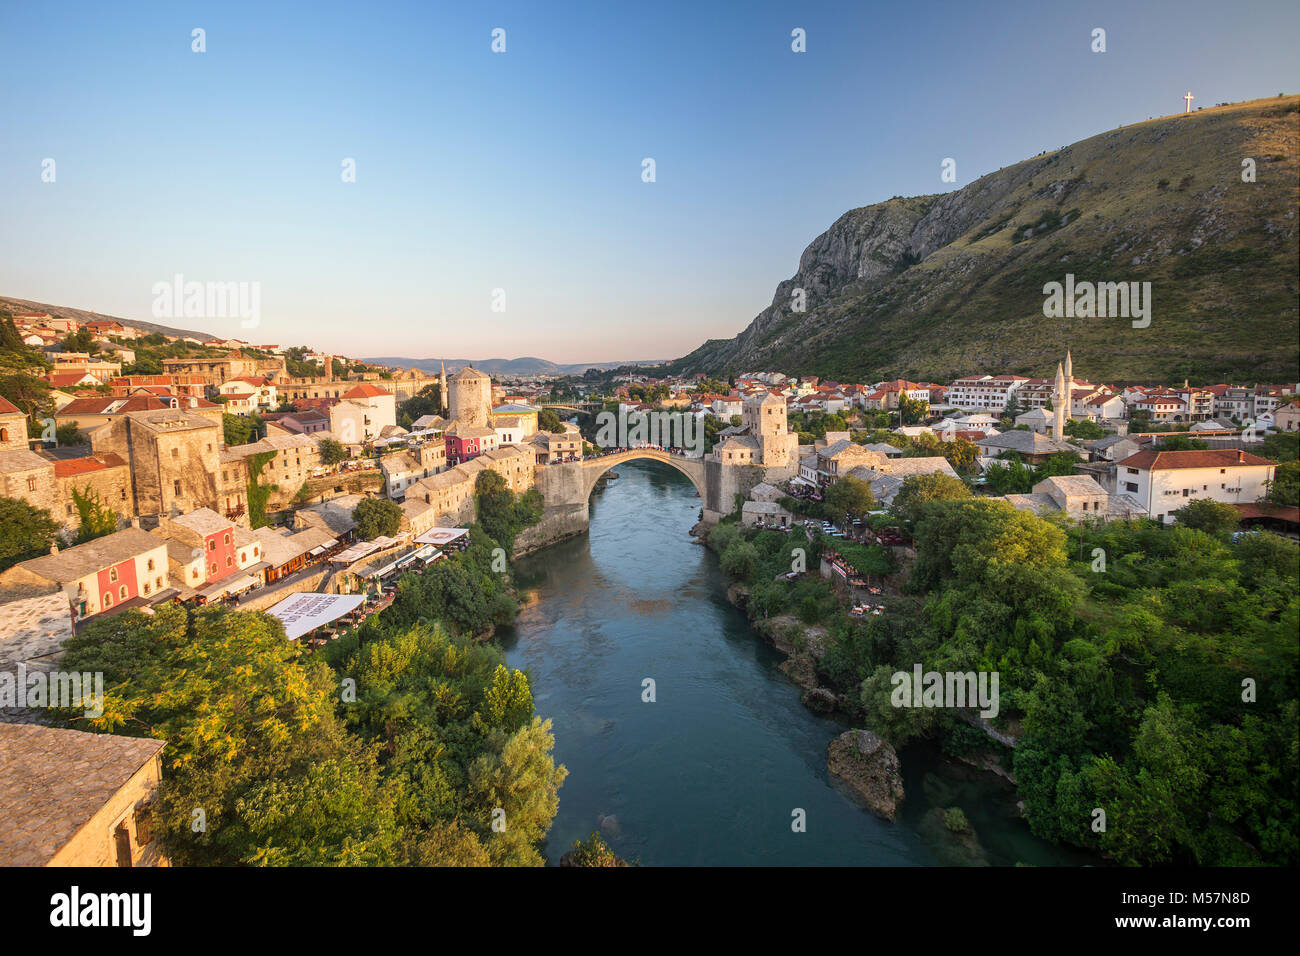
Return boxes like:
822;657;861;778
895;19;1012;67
579;449;707;503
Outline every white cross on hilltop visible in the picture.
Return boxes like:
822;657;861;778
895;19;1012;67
1184;91;1194;112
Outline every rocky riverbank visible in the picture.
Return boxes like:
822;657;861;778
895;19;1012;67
826;729;905;821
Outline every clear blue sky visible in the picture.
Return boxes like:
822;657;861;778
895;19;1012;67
2;0;1295;363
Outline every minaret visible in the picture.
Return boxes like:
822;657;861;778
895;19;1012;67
1063;349;1073;419
439;360;448;414
1052;362;1066;441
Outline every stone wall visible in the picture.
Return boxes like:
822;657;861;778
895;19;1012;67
54;464;133;531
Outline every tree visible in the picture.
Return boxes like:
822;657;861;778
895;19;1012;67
720;539;759;579
941;437;980;474
467;717;568;866
1002;393;1023;420
1063;418;1106;439
55;422;85;447
898;395;929;425
397;383;443;423
563;833;627;866
1173;498;1241;539
352;497;403;540
71;486;119;543
890;472;972;526
1264;460;1300;507
59;604;402;865
61;328;98;354
473;470;542;554
223;412;255;446
317;437;348;466
0;497;59;572
1160;435;1209;451
537;408;564;433
825;475;875;521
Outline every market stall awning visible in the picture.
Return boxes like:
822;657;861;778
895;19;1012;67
198;574;259;600
266;593;366;641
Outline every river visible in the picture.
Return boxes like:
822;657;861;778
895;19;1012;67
500;459;1089;866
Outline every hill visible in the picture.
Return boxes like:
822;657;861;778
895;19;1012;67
0;296;216;342
360;356;667;377
667;96;1299;385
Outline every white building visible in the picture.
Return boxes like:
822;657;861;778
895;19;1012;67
946;375;1030;413
1114;449;1275;524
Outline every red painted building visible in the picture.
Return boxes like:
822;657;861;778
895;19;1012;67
168;508;239;583
445;432;480;466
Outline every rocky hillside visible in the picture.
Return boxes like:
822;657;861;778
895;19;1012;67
670;96;1299;385
0;296;214;342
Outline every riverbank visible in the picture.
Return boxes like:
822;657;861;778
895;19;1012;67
707;525;1022;821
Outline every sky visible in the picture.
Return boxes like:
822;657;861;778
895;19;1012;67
1;0;1296;363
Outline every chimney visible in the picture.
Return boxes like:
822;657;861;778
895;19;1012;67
49;542;59;555
1238;449;1245;463
130;516;141;528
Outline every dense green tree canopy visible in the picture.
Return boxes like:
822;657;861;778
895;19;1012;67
0;496;60;572
353;497;403;540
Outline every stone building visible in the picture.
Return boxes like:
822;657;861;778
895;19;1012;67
161;350;285;389
0;449;56;516
91;410;223;520
0;526;171;618
52;453;132;531
222;433;327;514
0;396;28;450
0;724;168;867
447;366;492;428
380;440;447;498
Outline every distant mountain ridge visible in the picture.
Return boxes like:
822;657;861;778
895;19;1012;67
666;96;1300;385
360;356;668;377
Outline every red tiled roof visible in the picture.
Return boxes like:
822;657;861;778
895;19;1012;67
1233;503;1300;523
46;373;95;388
1117;449;1275;470
343;384;391;398
0;397;20;415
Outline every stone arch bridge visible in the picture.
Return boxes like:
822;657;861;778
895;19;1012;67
578;448;706;501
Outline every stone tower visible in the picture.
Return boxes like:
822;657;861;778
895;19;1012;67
448;366;492;428
1064;349;1073;392
1052;362;1066;441
439;360;448;414
744;392;798;468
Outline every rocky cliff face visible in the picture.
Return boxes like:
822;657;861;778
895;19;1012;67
674;96;1300;384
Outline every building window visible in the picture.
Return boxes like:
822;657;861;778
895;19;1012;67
174;480;182;496
171;447;179;459
226;556;233;567
110;567;118;583
147;558;155;571
119;585;128;600
103;592;113;609
27;477;37;491
208;540;217;551
224;533;230;545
